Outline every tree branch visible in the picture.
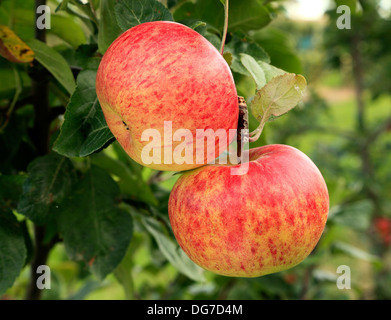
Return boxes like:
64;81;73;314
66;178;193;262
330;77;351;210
24;0;56;301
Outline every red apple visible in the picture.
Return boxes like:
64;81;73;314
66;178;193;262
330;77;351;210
374;217;391;247
96;21;238;171
168;144;329;277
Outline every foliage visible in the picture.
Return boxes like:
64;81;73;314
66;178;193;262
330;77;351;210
0;0;390;300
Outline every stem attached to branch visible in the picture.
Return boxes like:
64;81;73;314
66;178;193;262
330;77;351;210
237;96;249;163
220;0;229;55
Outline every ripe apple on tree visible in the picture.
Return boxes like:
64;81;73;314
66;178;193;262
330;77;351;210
96;21;238;171
168;144;329;277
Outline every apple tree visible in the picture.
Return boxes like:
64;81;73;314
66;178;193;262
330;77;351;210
0;0;338;300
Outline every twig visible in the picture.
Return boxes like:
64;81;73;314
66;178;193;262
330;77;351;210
220;0;229;55
24;0;54;301
236;96;248;161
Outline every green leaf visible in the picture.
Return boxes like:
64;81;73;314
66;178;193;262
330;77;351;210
174;0;271;32
58;166;133;280
258;60;286;82
240;53;266;89
223;51;232;66
0;60;31;100
17;154;76;225
140;214;205;282
189;20;207;30
252;27;303;74
55;0;71;12
329;200;373;231
0;206;27;295
228;0;271;32
91;153;158;206
98;0;123;54
224;35;270;76
50;15;87;48
53;70;114;158
115;0;173;32
25;38;76;95
0;174;26;207
240;54;287;90
251;73;307;122
332;241;381;265
113;243;135;300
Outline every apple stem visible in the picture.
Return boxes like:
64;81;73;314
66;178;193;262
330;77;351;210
220;0;229;55
237;96;249;162
249;121;266;143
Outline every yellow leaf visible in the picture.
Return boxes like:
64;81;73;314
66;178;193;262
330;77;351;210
0;25;35;64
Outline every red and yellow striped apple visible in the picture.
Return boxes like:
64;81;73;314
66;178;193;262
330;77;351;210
96;21;238;171
168;144;329;277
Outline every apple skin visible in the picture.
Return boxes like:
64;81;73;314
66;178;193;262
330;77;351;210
96;21;238;171
168;144;329;277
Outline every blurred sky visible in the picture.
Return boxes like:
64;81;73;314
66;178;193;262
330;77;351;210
285;0;391;20
285;0;331;21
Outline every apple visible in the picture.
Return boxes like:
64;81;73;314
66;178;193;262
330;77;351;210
168;144;329;277
96;21;238;171
374;217;391;247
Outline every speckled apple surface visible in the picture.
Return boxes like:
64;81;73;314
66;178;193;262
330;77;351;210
96;21;238;171
168;144;329;277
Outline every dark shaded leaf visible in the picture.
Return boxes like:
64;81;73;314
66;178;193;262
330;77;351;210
0;206;27;295
98;0;123;54
115;0;173;32
91;153;158;206
53;70;114;157
58;166;133;279
17;153;76;225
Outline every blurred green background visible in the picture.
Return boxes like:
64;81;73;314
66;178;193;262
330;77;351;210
1;0;391;300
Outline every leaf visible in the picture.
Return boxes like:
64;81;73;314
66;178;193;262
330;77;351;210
224;35;270;76
223;51;232;66
140;214;205;282
251;73;307;122
228;0;271;32
0;4;35;40
240;53;266;90
55;0;71;12
53;70;114;158
113;243;135;300
253;27;303;74
329;200;373;231
25;38;76;94
115;0;173;32
332;241;381;265
0;206;27;295
17;154;76;225
258;60;286;82
58;166;133;280
0;25;34;63
50;15;86;48
240;54;287;90
174;0;271;32
189;20;207;30
98;0;123;54
0;174;26;207
91;153;158;206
